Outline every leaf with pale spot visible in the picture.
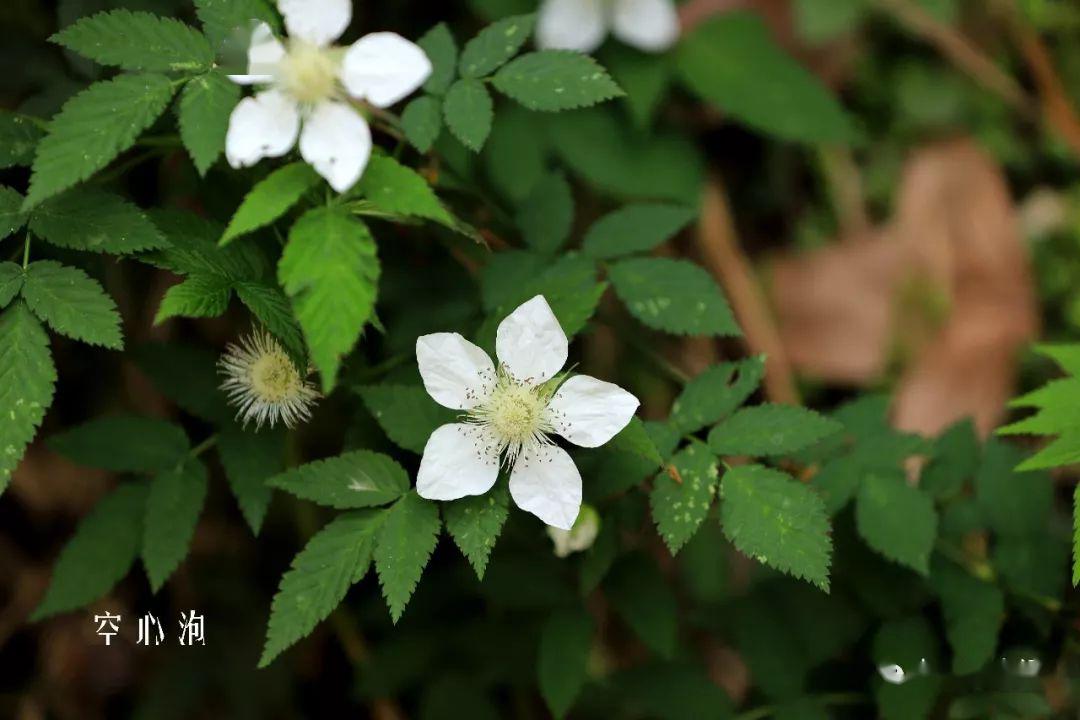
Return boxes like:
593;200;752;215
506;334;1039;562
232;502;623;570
267;450;409;509
650;441;719;554
22;260;123;348
30;188;167;254
492;51;623;112
459;13;535;78
609;257;739;336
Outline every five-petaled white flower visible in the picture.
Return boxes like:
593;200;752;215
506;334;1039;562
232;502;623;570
415;296;639;529
225;0;432;192
536;0;680;54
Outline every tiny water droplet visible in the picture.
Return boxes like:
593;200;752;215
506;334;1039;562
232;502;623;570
878;664;908;684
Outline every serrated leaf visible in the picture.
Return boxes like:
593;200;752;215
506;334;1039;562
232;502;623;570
855;472;937;575
708;404;842;457
194;0;278;50
418;23;458;95
444;78;494;151
52;10;214;73
278;208;379;391
516;171;573;254
0;110;44;169
357;384;456;453
30;188;167;253
459;13;535;78
583;203;696;259
218;425;282;534
492;51;623;112
974;439;1052;538
720;464;831;590
0;186;28;240
670;356;765;434
154;273;232;324
401;96;443;152
178;70;239;175
605;554;678;657
356;155;455;227
31;483;147;620
443;486;510;579
538;607;593;719
22;260;122;348
48;415;189;472
149;209;266;280
650;442;719;554
259;510;381;667
25;73;177;207
0;302;57;492
0;263;24;308
233;281;305;357
143;459;208;591
374;491;441;622
932;561;1004;675
268;450;409;509
609;257;740;336
608;416;664;467
133;341;231;423
221;162;319;244
920;419;980;499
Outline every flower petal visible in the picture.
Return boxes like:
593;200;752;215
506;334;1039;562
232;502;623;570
225;89;300;168
611;0;680;52
416;423;500;501
495;295;567;385
509;443;582;530
547;375;640;447
279;0;351;46
228;22;285;84
536;0;609;53
298;101;372;193
341;32;433;108
416;332;496;410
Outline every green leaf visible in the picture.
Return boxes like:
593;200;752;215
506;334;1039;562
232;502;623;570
443;486;510;579
154;273;232;323
444;78;494;151
221;162;320;244
142;459;209;591
0;262;24;308
493;51;623;112
401;96;443;152
650;442;719;554
178;71;239;175
720;464;832;590
30;188;167;253
259;510;381;667
48;415;189;473
483;105;547;203
195;0;278;50
583;203;696;260
52;10;214;73
920;419;980;499
0;302;57;492
855;472;937;575
603;44;674;128
267;450;409;509
608;416;664;467
605;554;678;657
357;384;456;454
516;172;573;254
708;404;842;457
418;23;458;95
356;155;455;228
609;257;739;336
933;561;1004;675
670;356;765;434
22;260;122;348
538;608;593;719
133;341;230;423
873;617;943;720
579;520;618;594
31;483;147;620
974;439;1052;538
233;281;305;357
25;73;177;207
374;491;442;623
278;208;379;391
0;110;45;169
676;13;854;143
218;425;282;534
151;208;266;279
459;13;535;78
1074;484;1080;586
0;186;28;240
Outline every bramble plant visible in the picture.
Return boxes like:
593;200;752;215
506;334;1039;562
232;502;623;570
3;0;1080;717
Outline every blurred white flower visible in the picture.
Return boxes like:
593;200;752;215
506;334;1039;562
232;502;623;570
547;504;601;557
225;0;432;192
536;0;680;54
415;296;639;529
219;330;319;429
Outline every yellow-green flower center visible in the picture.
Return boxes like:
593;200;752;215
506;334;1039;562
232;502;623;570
277;41;340;105
249;349;304;403
468;369;555;463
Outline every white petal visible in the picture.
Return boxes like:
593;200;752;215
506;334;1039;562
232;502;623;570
547;375;639;448
278;0;350;46
298;101;372;193
495;295;567;385
416;332;496;410
536;0;609;53
225;90;300;168
341;32;433;108
416;423;500;501
228;22;285;84
509;443;582;530
611;0;680;52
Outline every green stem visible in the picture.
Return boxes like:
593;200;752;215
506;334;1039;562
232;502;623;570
189;434;218;458
22;231;31;269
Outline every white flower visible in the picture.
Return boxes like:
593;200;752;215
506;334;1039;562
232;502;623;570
547;504;601;557
415;296;640;529
218;329;319;429
225;0;432;192
536;0;680;54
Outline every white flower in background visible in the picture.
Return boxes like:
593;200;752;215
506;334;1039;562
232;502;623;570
536;0;680;54
547;504;601;557
415;296;639;529
225;0;432;192
219;330;319;429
